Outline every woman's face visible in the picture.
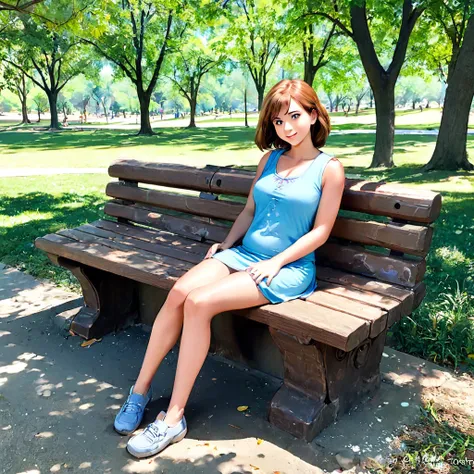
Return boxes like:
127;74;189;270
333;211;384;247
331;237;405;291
272;97;317;147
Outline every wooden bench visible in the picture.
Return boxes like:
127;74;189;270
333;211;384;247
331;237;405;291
35;159;442;442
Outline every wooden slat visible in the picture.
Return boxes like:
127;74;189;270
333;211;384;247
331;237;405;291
316;266;415;316
317;242;426;288
304;291;387;337
107;181;433;256
58;226;204;266
109;160;211;191
207;169;442;224
104;201;229;243
108;160;441;223
35;234;183;290
106;181;243;221
331;218;433;257
93;219;210;255
234;299;370;352
315;281;402;327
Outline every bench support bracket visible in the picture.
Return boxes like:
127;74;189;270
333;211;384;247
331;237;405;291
47;255;138;340
268;328;338;441
269;327;387;442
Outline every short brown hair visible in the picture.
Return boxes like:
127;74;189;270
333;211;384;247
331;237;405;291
254;79;331;151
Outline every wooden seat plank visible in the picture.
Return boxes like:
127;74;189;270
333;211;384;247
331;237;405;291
68;224;205;265
234;299;370;352
36;234;183;290
304;291;387;337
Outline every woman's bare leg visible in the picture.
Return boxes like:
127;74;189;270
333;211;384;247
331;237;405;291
132;258;235;395
163;271;270;426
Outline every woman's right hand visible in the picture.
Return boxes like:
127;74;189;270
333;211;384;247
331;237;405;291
204;241;230;259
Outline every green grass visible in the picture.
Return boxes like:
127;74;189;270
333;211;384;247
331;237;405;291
1;127;474;170
374;400;474;474
1;128;473;373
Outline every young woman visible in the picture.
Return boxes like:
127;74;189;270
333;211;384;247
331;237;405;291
114;78;345;458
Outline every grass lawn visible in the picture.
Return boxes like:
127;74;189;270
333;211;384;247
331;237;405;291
1;127;474;172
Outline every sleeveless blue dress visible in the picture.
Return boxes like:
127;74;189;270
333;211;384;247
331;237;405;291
212;147;335;304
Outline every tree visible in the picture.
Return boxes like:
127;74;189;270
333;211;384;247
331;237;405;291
31;92;47;121
423;11;474;171
165;34;226;127
224;0;284;110
4;14;90;128
0;1;43;12
81;0;182;135
91;83;112;123
1;63;32;123
308;0;426;167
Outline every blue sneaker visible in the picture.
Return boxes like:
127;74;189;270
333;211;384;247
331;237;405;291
126;410;187;458
114;384;153;435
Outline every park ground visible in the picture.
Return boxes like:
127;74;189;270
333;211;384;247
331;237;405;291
1;109;473;472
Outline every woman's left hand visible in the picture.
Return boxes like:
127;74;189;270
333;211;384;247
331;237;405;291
246;258;282;286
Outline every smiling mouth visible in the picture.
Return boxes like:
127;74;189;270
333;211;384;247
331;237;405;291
286;132;297;138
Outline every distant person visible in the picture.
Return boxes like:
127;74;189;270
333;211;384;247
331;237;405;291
114;78;345;459
62;116;69;127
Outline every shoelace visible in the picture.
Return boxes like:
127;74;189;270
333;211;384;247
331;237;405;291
122;399;142;414
143;422;166;442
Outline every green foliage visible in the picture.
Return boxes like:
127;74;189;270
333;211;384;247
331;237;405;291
382;400;474;473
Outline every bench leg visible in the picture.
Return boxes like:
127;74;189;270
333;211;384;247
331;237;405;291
48;255;138;340
268;328;338;441
318;327;387;416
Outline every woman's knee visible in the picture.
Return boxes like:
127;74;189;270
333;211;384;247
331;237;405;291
167;280;192;306
183;289;213;318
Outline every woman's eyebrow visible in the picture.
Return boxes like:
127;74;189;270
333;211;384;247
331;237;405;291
274;110;300;119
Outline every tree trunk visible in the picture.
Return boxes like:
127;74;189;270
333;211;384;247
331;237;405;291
423;15;474;171
371;82;395;168
303;25;315;86
188;96;197;128
47;91;59;129
18;74;31;124
21;100;30;124
244;87;248;127
137;90;153;135
257;85;265;111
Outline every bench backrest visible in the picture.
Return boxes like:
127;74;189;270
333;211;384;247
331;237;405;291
105;159;442;290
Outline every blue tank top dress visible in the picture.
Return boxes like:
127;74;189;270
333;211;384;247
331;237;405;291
212;148;335;304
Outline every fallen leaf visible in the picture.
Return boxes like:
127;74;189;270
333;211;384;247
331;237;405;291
237;405;248;412
250;464;260;470
256;438;263;445
213;446;218;451
228;424;241;430
80;338;102;348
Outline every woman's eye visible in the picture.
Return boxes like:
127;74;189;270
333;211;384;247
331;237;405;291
292;113;300;119
275;120;282;125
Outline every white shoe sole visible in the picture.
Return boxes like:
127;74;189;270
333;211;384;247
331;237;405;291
126;428;188;458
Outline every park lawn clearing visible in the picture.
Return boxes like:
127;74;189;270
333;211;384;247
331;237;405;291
1;127;474;171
